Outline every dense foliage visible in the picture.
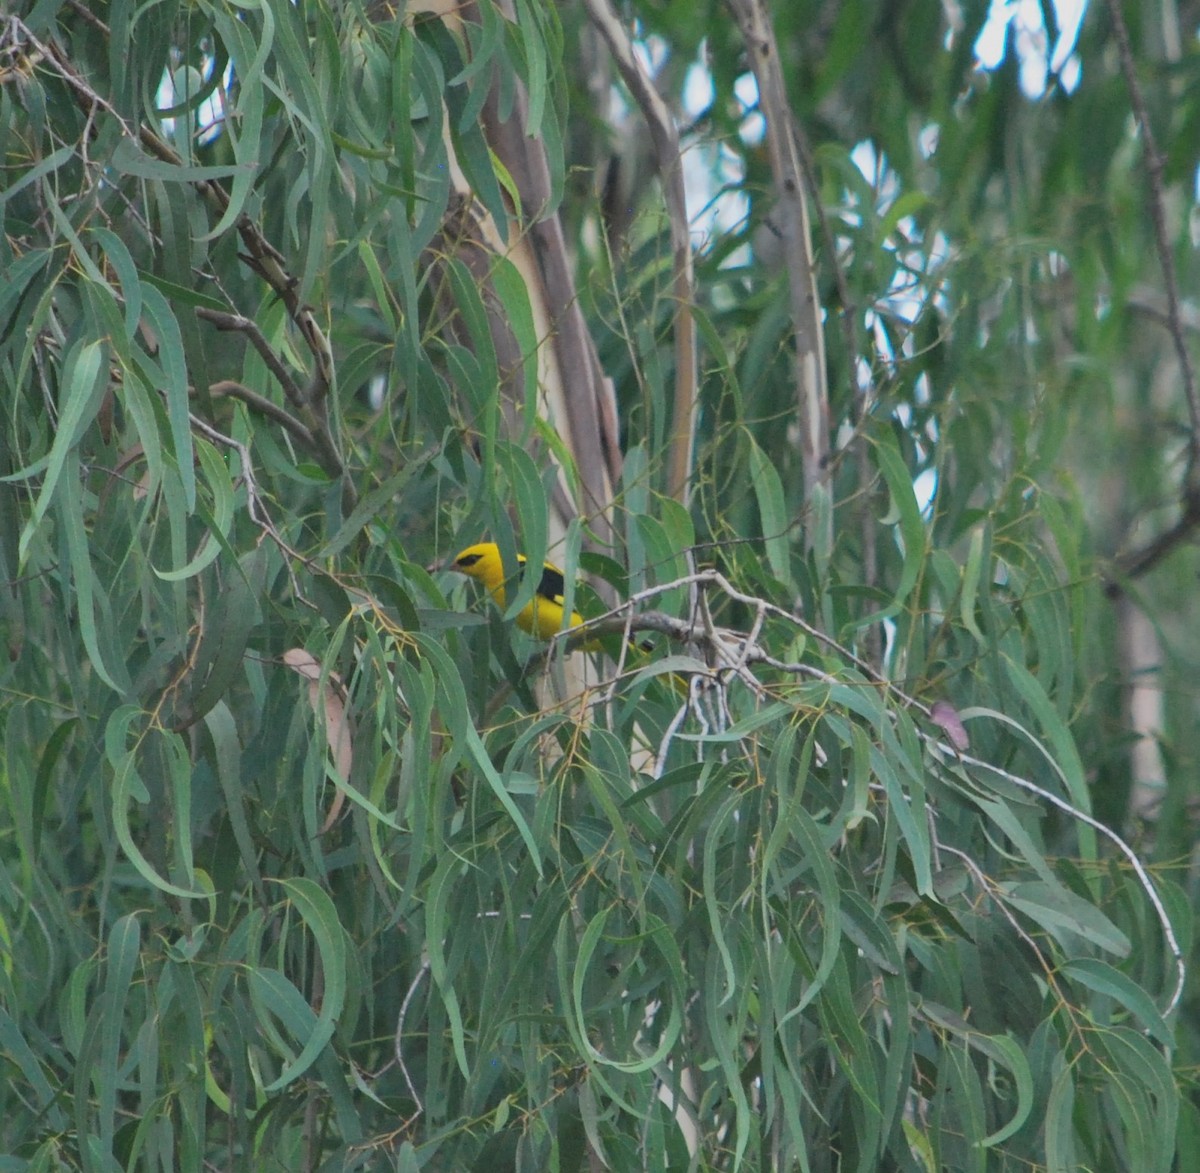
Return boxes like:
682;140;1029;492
1;0;1197;1169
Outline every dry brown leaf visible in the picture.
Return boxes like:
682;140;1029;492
283;648;354;832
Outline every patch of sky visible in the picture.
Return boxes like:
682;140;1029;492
156;50;231;149
974;0;1087;96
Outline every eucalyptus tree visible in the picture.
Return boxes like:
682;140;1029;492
0;0;1194;1169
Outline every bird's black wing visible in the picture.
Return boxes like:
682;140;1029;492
537;562;566;603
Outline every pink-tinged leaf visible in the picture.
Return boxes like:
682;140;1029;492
930;700;969;751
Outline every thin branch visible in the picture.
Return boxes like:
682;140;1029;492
936;842;1058;988
653;688;699;779
935;738;1186;1018
726;0;830;548
27;18;351;502
11;20;137;139
581;0;698;506
1110;492;1200;585
194;305;344;481
1106;0;1200;581
788;116;880;657
206;379;316;449
187;413;306;606
63;0;109;35
1105;0;1200;443
196;308;306;409
393;956;430;1119
187;414;269;529
574;567;885;684
558;566;1186;1016
795;121;858;383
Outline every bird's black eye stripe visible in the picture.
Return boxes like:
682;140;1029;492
457;553;482;568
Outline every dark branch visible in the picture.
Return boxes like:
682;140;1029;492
1105;0;1200;582
205;380;316;449
196;308;305;409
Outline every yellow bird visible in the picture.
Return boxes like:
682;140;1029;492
449;542;593;644
449;542;690;695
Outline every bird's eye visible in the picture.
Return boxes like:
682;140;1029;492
457;554;481;567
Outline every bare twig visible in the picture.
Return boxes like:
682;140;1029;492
653;689;698;779
187;414;269;528
393;956;430;1119
187;413;306;605
582;0;698;506
565;566;884;685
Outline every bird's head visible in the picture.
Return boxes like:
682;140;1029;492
447;542;528;584
449;543;495;581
